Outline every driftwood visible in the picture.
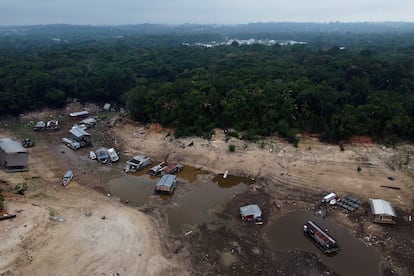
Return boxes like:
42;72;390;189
0;214;17;221
380;185;401;190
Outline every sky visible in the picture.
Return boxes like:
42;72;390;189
0;0;413;26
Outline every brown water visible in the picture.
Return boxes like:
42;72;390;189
106;165;256;234
266;210;381;276
212;174;255;188
106;174;157;206
177;165;208;182
167;176;253;233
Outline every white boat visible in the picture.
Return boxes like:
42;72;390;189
223;170;229;179
89;151;97;160
107;148;119;162
61;171;73;186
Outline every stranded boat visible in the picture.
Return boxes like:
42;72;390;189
61;171;73;186
303;220;341;254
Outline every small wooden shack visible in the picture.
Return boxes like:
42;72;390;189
369;199;397;224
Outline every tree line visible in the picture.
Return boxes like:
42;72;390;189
1;32;414;143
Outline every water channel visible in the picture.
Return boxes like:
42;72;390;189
266;210;381;276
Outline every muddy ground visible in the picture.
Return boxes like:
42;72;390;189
1;104;414;275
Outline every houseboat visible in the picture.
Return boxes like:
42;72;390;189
69;111;90;120
303;220;341;254
154;174;177;194
240;204;263;224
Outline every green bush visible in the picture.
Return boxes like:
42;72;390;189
228;144;236;152
259;141;266;149
228;131;239;138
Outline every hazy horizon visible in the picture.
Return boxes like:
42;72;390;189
1;0;414;26
1;21;414;28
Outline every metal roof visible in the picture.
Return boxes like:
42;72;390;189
35;121;46;128
63;171;73;178
80;117;97;125
70;111;89;117
127;155;150;165
155;174;177;188
369;199;397;217
69;127;90;137
240;204;262;217
0;138;27;154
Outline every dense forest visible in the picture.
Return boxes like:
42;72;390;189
1;23;414;143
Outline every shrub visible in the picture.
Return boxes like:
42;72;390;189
228;131;239;138
228;144;236;152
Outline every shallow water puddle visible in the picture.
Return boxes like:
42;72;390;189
106;166;255;234
212;174;255;188
167;177;253;233
266;210;380;276
177;165;208;182
106;174;157;206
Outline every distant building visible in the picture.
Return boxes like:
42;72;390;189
369;199;397;224
0;138;28;172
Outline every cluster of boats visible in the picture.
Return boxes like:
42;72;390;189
122;155;183;176
89;147;119;163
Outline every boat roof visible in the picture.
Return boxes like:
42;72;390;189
69;126;90;137
35;121;46;127
0;138;27;154
63;171;73;178
156;174;177;188
240;204;262;217
306;221;337;245
70;111;89;117
128;155;150;165
369;199;397;217
80;117;97;124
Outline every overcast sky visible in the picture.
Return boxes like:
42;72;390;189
1;0;413;26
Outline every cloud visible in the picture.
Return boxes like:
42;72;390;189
0;0;413;26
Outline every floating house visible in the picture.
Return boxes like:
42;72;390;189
124;155;152;173
154;174;177;194
0;138;28;172
303;220;341;254
69;111;90;120
69;127;91;147
240;204;262;224
369;199;397;224
80;117;97;127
